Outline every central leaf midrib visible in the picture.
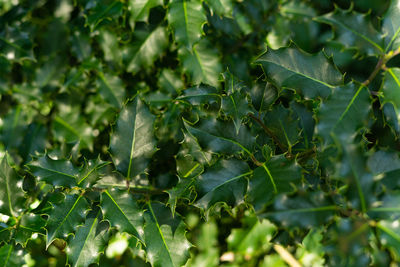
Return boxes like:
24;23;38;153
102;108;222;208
260;57;337;89
49;195;83;245
75;215;99;265
104;191;139;236
127;100;138;179
99;73;120;108
148;203;174;266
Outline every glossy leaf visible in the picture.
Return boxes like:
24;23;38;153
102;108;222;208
144;202;191;267
178;39;222;87
256;46;343;98
0;26;35;62
316;83;371;144
110;96;156;179
101;189;144;241
315;7;384;55
248;155;302;211
96;72;125;109
67;211;109;267
177;85;221;106
0;244;25;267
27;154;79;188
382;68;400;119
15;214;46;246
184;118;255;156
45;194;89;247
168;0;206;48
383;0;400;51
84;0;123;32
195;159;251;210
0;154;24;217
129;0;163;26
126;27;168;75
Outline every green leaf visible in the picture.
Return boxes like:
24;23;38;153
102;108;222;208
314;7;384;55
382;68;400;119
27;154;79;188
100;189;144;241
377;220;400;261
263;105;301;150
383;0;400;51
368;193;400;220
250;83;278;112
96;72;125;109
178;39;222;87
0;26;35;62
129;0;163;27
67;211;109;267
110;96;156;179
248;155;302;211
316;83;371;144
205;0;234;18
0;153;24;218
144;202;191;267
0;244;25;267
195;159;251;210
263;192;336;228
227;217;276;258
177;85;221;106
84;0;123;32
45;194;89;248
296;229;325;267
77;158;109;188
221;73;251;134
256;46;343;98
15;214;46;247
125;27;168;75
367;150;400;175
168;0;206;48
184;117;255;156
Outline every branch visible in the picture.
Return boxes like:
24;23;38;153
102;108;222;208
273;244;302;267
362;48;400;86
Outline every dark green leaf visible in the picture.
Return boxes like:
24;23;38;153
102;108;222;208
101;189;144;241
0;153;24;217
144;202;191;267
248;155;302;211
195;159;250;210
256;46;343;98
0;244;25;267
45;194;89;247
110;96;156;179
67;211;109;267
168;0;206;48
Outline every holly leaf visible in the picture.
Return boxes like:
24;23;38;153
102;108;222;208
110;96;156;179
383;0;400;51
45;194;89;248
129;0;163;27
205;0;234;18
144;202;191;267
248;155;302;211
178;39;222;87
195;159;251;210
315;7;384;55
84;0;123;32
168;0;206;48
77;158;110;188
316;83;371;145
0;244;25;267
125;27;168;75
27;154;79;188
96;72;125;109
263;192;336;228
67;211;109;267
177;85;221;106
382;68;400;120
0;153;25;218
15;214;46;247
256;46;343;98
101;189;144;241
377;220;400;261
184;118;255;156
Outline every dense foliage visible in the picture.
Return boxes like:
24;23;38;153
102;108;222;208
1;0;400;266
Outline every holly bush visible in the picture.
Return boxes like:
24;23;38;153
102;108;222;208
1;0;400;266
